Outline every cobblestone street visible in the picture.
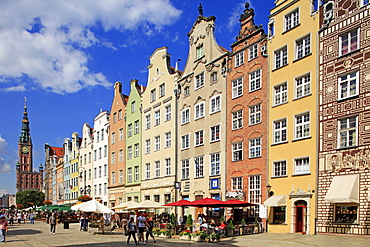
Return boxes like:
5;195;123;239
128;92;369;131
2;221;370;247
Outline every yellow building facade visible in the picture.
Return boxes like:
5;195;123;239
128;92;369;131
265;0;319;234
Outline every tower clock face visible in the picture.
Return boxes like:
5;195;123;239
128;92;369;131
22;146;29;153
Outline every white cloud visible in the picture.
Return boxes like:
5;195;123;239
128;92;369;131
0;0;182;94
0;157;11;174
0;136;8;154
227;1;252;31
0;189;8;195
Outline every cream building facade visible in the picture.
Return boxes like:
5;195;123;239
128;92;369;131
79;123;94;199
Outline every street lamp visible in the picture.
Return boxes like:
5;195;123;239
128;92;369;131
79;167;90;196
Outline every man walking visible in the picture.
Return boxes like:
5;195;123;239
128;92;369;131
137;212;146;245
49;213;57;234
0;216;9;242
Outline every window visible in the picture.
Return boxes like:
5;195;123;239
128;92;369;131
131;101;136;113
134;143;139;158
96;131;100;142
296;74;311;98
111;152;116;164
165;105;171;121
195;130;204;146
295;113;310;139
268;18;275;37
338;116;357;148
210;95;221;114
195;102;205;119
273;161;287;177
165;132;171;148
232;177;243;191
119;170;123;184
296;35;310;59
145;163;150;179
249;44;258;61
94;168;97;178
184;86;190;96
127;124;132;137
151;89;156;102
94;150;97;161
145;139;150;154
118;109;122;120
165;158;171;176
104;164;107;176
194;156;204;178
154;136;160;151
285;9;299;31
127;168;132;183
295;157;310;174
111;171;116;185
181;108;190;124
145;115;151;129
196;44;204;59
249;175;261;206
339;28;359;56
274;47;288;69
210;153;220;176
113;113;117;123
98;148;102;159
104;183;107;195
119;128;123;141
154;110;160;126
155;161;160;178
127;146;132;159
232;110;243;130
111;132;116;144
134;120;139;134
232;77;243;98
181;159;190;179
101;129;104;140
232;142;243;161
195;72;205;89
134;166;139;181
154;195;160;202
274;119;287;144
181;134;190;150
250;69;261;92
272;207;286;224
249;138;261;158
210;124;220;142
119;149;123;162
159;83;165;98
249;104;261;125
235;51;244;67
274;83;288;105
338;71;359;100
335;204;358;223
211;72;217;83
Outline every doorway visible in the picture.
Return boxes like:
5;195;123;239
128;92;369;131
295;200;307;233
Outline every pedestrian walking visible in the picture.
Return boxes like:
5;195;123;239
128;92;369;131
145;217;156;243
17;212;22;225
0;216;9;242
9;214;14;226
49;213;57;234
127;217;138;245
121;216;128;235
29;212;35;224
137;212;146;244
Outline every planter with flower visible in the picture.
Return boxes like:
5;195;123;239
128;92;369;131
206;232;220;243
191;230;208;242
152;227;161;236
159;228;172;238
179;229;191;240
78;195;92;202
43;200;52;205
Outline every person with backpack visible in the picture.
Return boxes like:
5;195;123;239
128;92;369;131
127;217;138;245
145;217;156;244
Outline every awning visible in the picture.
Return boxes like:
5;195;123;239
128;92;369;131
325;174;359;203
263;195;286;207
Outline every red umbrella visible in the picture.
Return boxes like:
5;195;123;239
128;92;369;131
162;199;193;207
222;199;257;207
190;198;224;207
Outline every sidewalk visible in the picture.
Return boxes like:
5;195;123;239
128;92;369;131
3;221;370;246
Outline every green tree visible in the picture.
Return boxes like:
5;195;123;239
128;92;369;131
186;214;193;231
16;190;45;208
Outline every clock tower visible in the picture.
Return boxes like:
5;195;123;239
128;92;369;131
16;97;43;192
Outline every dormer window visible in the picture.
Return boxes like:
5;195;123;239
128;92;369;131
196;44;204;59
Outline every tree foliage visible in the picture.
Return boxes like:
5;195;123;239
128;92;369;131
16;190;45;208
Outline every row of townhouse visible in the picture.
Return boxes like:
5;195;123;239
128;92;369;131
43;0;370;235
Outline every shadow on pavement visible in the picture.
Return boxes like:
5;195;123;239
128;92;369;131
7;229;42;236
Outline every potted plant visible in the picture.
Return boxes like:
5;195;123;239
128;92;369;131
209;232;220;242
254;218;259;234
240;218;246;235
191;230;208;242
179;229;191;240
186;214;193;230
228;220;235;236
159;228;171;238
152;227;161;236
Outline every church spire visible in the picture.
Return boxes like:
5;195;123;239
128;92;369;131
19;96;31;143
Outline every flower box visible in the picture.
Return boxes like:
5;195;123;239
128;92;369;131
191;235;202;242
180;235;191;240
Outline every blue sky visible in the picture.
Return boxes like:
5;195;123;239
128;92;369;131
0;0;275;195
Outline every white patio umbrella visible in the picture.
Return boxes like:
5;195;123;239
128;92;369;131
112;201;139;209
71;200;114;214
125;200;168;210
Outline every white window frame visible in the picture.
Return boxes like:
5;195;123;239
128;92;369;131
295;74;311;98
181;159;190;180
154;110;160;126
181;134;190;150
165;158;171;176
249;44;258;61
250;69;261;92
338;116;358;148
249;175;261;206
128;124;132;137
111;171;116;185
145;163;150;179
119;170;123;184
274;83;288;105
127;146;132;160
181;108;190;125
194;156;204;178
111;152;115;164
249;104;261;125
273;161;287;177
145;114;151;129
134;166;139;181
195;72;205;90
154;136;160;151
339;28;359;56
119;149;123;162
285;8;299;31
134;143;139;158
273;118;287;144
338;71;359;100
210;95;221;114
232;110;243;130
235;51;244;67
165;105;171;122
294;157;310;175
196;44;204;59
127;168;132;183
210;124;221;142
151;89;156;102
111;132;116;144
155;160;160;178
210;152;220;176
232;142;243;162
232;77;243;99
119;128;123;141
134;120;139;134
232;177;243;191
295;112;310;139
249;138;261;158
274;47;288;69
194;130;204;147
145;139;150;154
296;35;311;59
131;101;136;113
159;83;165;98
268;18;275;38
165;132;171;148
195;102;205;120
